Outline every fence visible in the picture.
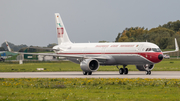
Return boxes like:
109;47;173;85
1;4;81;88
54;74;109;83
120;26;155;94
2;60;69;64
165;51;179;58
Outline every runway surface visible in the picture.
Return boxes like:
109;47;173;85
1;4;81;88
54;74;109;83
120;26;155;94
0;71;180;79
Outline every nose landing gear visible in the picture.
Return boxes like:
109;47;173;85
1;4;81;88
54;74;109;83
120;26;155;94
144;64;151;75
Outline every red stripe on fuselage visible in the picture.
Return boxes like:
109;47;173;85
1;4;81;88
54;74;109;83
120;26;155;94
57;52;163;63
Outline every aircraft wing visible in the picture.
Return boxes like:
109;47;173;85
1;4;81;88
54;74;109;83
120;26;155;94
8;51;109;62
162;38;179;53
5;40;109;61
26;47;60;51
20;52;109;61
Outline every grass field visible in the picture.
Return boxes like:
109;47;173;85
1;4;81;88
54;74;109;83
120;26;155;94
1;60;180;100
0;78;180;101
0;59;180;72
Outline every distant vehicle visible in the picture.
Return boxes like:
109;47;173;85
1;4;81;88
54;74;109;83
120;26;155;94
163;54;170;59
0;58;5;62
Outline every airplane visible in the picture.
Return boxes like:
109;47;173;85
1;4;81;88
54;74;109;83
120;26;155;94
5;13;179;75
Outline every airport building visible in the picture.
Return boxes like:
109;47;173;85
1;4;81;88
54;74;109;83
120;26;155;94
0;51;18;59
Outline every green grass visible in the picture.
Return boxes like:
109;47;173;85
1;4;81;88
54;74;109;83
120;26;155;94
5;55;18;60
0;78;180;101
0;61;81;72
0;59;180;72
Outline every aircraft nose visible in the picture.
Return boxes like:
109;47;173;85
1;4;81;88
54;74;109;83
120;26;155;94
158;54;163;60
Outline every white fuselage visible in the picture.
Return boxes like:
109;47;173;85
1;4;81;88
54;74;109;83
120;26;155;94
53;42;163;65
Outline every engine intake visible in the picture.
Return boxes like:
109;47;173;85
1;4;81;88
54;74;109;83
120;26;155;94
136;64;154;71
80;59;99;72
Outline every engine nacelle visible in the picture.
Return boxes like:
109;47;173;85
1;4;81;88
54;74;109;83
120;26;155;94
80;59;99;72
136;64;154;71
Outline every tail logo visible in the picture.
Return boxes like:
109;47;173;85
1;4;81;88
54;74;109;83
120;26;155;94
57;23;62;27
57;27;64;38
57;23;64;38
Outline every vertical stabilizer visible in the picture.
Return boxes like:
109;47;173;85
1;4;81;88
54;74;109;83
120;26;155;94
5;40;12;52
55;13;72;44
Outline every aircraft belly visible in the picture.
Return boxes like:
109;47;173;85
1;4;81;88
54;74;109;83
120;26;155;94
65;54;153;65
112;55;153;65
67;58;80;64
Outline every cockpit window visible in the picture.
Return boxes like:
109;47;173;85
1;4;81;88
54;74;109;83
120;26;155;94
152;48;161;52
146;48;151;51
145;48;161;52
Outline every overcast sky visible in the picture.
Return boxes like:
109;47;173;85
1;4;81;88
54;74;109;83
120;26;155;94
1;0;180;46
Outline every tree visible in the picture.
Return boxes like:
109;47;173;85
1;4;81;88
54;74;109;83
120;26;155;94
99;40;109;43
160;20;180;32
148;27;175;36
115;23;180;49
0;47;5;51
116;27;148;42
1;42;28;51
115;33;121;42
47;43;58;48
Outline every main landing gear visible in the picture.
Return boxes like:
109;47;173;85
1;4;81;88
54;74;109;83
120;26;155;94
117;65;128;75
83;71;92;75
146;71;151;75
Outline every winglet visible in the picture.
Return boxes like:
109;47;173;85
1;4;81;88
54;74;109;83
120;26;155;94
162;38;179;53
175;38;179;51
5;40;12;52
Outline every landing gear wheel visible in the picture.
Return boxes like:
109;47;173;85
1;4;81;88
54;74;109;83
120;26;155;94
124;68;128;74
119;68;124;75
83;71;87;75
88;72;92;75
146;71;151;75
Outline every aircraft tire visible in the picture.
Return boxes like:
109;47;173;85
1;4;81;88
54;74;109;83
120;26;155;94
124;68;128;74
83;71;87;75
146;71;151;75
88;72;92;75
119;68;124;75
148;71;151;75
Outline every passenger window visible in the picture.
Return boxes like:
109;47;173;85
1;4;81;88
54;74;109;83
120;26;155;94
146;48;148;51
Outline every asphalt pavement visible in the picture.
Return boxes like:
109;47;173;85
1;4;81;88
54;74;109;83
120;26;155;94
0;71;180;79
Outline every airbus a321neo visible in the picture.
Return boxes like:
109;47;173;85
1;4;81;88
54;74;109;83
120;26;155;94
6;13;179;75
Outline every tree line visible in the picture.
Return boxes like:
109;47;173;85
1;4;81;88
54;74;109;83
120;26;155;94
115;20;180;49
0;42;57;52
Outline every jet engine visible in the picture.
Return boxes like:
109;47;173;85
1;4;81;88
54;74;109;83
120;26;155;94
80;59;99;72
136;64;154;71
